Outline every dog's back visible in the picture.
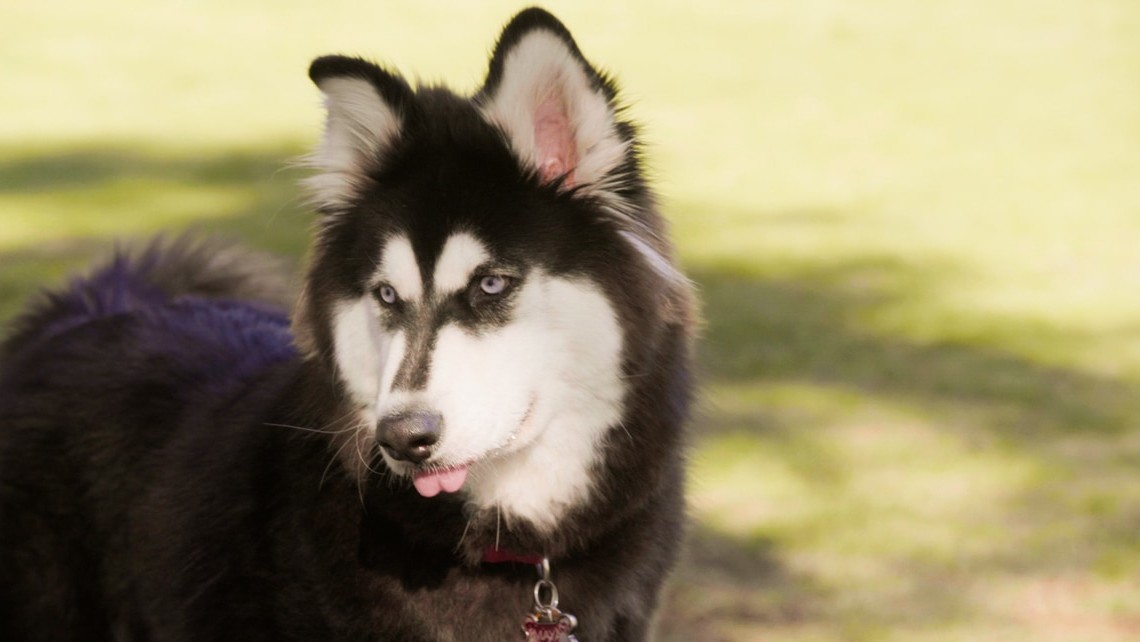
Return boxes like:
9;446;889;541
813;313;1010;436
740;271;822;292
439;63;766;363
0;238;298;638
2;236;291;360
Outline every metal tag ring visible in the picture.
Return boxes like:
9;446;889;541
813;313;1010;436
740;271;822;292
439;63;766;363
533;578;559;610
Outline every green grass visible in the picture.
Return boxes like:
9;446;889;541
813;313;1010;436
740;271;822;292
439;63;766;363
3;1;1140;640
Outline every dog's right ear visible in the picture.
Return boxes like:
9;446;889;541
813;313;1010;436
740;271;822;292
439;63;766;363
305;56;412;213
477;9;629;196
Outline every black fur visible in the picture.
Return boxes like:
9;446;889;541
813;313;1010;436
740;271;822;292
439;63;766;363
0;8;695;641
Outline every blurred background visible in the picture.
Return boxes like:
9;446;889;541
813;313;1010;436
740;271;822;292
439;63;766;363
2;1;1138;639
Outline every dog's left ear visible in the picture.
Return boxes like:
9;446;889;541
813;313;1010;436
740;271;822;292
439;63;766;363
478;8;630;193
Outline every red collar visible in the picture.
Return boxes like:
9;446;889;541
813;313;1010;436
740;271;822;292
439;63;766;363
482;546;544;566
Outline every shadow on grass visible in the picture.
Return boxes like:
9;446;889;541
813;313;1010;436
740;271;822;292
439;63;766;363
658;527;827;642
668;251;1140;638
0;144;306;195
696;260;1137;439
0;143;313;250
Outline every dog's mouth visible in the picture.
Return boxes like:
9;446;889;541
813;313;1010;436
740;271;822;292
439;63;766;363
407;395;536;498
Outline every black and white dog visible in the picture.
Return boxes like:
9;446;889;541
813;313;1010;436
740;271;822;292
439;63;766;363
0;8;696;641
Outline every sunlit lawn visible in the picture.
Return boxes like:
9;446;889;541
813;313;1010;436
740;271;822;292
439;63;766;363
3;1;1139;640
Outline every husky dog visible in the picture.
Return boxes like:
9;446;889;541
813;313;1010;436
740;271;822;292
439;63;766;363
0;8;696;641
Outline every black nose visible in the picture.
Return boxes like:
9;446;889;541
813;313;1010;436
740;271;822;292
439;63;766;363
376;412;442;463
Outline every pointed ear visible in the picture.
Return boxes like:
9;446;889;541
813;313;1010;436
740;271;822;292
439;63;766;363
478;9;630;194
305;56;413;212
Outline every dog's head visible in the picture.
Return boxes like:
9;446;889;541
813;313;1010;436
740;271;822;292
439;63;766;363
294;9;690;531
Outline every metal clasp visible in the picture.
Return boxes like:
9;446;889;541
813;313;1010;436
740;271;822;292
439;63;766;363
524;557;579;641
533;557;559;616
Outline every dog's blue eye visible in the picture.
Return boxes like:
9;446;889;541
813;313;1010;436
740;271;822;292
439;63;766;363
479;276;507;295
377;285;398;304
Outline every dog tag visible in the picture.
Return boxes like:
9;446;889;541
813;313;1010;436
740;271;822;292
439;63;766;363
523;609;578;642
523;567;579;641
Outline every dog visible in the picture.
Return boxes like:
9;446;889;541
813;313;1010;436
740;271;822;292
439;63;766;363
0;8;696;641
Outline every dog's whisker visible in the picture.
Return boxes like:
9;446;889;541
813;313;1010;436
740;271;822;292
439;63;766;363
495;506;502;552
455;517;473;554
615;418;634;445
264;421;356;436
319;429;359;490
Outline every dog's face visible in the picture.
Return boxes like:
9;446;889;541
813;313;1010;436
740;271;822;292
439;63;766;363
296;10;683;530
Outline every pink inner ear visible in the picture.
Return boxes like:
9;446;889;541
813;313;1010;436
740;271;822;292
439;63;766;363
533;94;577;187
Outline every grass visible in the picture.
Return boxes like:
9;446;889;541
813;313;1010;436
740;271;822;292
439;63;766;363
3;1;1140;640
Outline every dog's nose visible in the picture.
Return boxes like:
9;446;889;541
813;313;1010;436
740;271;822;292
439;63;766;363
376;412;442;463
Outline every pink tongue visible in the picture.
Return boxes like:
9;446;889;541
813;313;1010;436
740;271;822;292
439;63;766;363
412;466;469;498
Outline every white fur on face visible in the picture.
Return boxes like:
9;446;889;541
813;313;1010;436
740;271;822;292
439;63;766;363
306;76;402;211
481;30;626;192
328;236;419;445
372;234;422;302
374;269;625;532
328;228;626;531
455;275;625;531
332;296;384;410
432;232;490;294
